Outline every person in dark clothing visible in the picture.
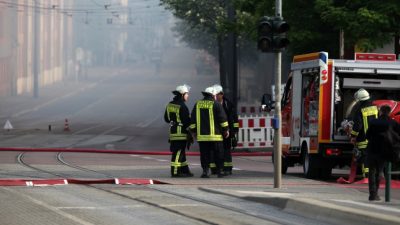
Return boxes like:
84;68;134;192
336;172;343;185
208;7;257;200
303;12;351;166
189;86;229;178
164;84;193;177
212;84;239;175
366;105;400;201
350;88;378;178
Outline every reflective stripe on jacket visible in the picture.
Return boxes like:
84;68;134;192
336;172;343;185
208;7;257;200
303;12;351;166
164;97;190;141
190;95;228;142
222;97;239;133
351;101;378;149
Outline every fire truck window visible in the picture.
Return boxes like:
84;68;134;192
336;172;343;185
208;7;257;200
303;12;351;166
302;73;319;136
282;77;292;107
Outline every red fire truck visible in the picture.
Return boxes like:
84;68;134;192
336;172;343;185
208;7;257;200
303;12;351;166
267;52;400;179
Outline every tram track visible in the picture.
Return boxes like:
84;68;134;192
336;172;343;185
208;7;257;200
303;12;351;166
87;184;315;225
16;151;114;179
14;152;315;224
13;152;293;224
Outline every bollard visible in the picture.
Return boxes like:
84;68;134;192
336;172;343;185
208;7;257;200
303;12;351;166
385;162;391;202
48;125;51;132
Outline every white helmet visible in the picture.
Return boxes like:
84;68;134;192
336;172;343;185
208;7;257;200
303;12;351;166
175;84;190;95
213;84;223;94
354;88;370;101
204;86;216;95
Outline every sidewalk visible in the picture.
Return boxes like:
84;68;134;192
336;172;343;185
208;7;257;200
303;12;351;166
200;182;400;225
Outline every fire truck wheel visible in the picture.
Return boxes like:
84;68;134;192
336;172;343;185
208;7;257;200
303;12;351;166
271;152;288;174
302;150;319;178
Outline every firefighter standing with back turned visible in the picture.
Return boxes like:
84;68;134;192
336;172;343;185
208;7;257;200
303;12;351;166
164;84;194;177
212;84;239;175
189;86;229;178
350;88;378;178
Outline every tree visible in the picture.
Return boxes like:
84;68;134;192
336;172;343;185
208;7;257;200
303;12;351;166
160;0;236;99
234;0;400;58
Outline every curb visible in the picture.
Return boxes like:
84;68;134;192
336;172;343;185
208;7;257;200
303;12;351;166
0;178;169;186
200;187;400;225
282;197;400;225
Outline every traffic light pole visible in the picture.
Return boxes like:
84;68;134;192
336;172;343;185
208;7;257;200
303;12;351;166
273;0;282;189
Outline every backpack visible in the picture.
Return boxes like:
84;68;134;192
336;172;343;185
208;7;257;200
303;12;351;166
383;125;400;163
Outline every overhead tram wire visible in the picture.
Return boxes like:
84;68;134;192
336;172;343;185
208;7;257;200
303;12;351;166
0;0;163;17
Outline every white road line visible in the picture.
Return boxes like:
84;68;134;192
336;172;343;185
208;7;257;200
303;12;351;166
156;159;168;162
73;124;103;135
142;156;154;160
137;115;161;128
11;70;122;119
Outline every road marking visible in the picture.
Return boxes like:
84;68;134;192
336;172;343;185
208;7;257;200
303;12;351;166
73;124;103;135
11;70;121;118
137;115;161;128
142;156;154;160
156;159;168;162
332;199;400;213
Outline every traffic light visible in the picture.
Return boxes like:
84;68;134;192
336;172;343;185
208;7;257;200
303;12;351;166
257;16;289;52
257;16;273;52
271;17;289;50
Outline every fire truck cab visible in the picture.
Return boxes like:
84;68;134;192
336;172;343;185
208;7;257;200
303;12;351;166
276;52;400;179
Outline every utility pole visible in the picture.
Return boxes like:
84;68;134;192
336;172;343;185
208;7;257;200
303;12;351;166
273;0;283;189
33;0;40;98
227;0;238;107
257;1;288;189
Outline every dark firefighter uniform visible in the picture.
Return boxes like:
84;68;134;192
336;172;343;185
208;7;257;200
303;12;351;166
164;94;193;177
221;96;239;174
189;91;229;178
350;99;378;177
210;95;239;175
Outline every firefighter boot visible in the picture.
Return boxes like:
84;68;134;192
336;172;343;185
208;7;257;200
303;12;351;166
217;170;224;178
209;163;217;175
184;167;194;177
201;167;210;178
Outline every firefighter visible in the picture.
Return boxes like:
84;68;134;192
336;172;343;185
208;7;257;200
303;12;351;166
164;84;194;177
350;88;378;178
189;86;229;178
211;84;239;175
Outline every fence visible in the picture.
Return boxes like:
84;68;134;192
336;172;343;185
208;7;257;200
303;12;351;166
236;114;274;150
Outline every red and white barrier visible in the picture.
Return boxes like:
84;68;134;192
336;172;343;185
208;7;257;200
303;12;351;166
238;105;262;115
236;115;274;149
0;178;168;187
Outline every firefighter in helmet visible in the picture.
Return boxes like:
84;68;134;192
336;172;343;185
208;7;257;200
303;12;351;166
350;88;378;178
189;86;229;178
210;84;239;175
164;84;194;177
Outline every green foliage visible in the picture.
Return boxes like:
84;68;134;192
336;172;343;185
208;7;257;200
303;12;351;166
315;0;399;52
161;0;400;59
